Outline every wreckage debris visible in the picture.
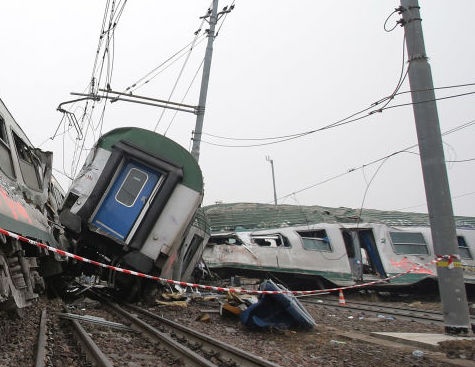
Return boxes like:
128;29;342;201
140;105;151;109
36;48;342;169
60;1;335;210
155;280;316;330
239;279;316;330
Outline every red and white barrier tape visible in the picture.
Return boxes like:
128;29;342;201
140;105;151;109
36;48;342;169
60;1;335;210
0;226;456;296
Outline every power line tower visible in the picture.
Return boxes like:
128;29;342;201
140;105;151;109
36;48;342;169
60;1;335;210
191;1;234;162
400;0;470;334
191;0;218;162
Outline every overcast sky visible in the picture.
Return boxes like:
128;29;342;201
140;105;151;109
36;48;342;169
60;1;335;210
1;1;474;216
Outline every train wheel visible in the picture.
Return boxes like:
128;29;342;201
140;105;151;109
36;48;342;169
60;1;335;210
112;271;142;302
141;280;159;306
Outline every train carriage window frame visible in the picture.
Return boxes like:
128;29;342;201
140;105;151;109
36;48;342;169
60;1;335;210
0;116;15;179
12;132;42;191
251;234;291;248
457;236;473;260
182;234;205;272
208;234;243;246
389;231;429;255
296;229;332;252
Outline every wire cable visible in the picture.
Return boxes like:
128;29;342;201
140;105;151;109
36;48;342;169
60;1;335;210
200;86;475;148
154;4;214;132
275;118;475;203
125;35;207;94
164;58;205;136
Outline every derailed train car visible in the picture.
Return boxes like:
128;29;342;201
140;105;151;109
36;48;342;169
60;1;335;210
0;98;65;311
201;203;475;293
59;127;209;299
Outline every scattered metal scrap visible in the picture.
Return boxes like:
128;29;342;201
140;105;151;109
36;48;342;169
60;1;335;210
58;312;134;331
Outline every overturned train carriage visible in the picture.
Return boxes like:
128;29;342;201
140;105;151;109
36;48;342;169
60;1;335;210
202;203;475;293
59;127;209;298
0;99;65;311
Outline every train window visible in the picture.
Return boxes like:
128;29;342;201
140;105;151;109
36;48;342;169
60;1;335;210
457;236;473;260
182;234;204;272
209;235;242;246
0;116;15;178
0;116;8;143
115;168;148;207
297;229;331;251
49;180;65;209
389;231;429;255
13;132;42;190
251;234;291;248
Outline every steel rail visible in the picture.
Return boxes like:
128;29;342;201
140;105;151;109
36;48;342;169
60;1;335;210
68;317;114;367
302;298;475;326
125;303;283;367
106;301;218;367
34;309;48;367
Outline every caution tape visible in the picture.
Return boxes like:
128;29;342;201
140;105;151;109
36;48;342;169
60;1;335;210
0;226;464;296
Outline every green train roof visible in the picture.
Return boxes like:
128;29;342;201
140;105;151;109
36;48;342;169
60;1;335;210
203;202;475;232
98;127;203;192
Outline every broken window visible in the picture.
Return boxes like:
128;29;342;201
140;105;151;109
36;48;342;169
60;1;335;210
208;234;243;246
13;132;42;190
389;231;429;255
251;234;291;248
0;116;15;178
297;229;331;251
457;236;473;260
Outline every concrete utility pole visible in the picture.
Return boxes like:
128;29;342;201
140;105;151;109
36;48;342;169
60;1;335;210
400;0;470;334
191;0;218;162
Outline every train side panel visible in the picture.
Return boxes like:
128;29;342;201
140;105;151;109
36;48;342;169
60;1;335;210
458;229;475;285
364;224;437;286
0;99;64;311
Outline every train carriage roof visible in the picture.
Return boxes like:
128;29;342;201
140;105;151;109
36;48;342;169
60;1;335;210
97;127;203;192
203;202;475;232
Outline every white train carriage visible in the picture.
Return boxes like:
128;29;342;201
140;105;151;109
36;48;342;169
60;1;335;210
201;203;475;292
415;226;475;285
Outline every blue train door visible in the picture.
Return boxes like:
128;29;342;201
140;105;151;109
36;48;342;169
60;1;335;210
91;161;161;242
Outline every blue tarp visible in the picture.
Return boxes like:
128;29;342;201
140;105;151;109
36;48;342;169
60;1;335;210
240;279;316;330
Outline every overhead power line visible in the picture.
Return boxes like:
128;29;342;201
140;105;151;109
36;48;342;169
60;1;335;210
200;83;475;148
276;118;475;202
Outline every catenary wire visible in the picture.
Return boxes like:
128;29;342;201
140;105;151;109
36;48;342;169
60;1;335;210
201;87;475;148
201;82;475;142
275;118;475;203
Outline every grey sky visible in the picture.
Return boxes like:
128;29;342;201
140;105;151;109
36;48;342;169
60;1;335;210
1;1;474;216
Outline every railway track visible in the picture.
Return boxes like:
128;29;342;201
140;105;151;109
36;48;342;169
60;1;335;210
34;303;89;367
122;302;282;367
33;298;193;366
34;293;282;367
301;296;475;327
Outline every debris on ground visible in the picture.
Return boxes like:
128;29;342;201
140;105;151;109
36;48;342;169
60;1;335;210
239;279;316;330
439;339;475;360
